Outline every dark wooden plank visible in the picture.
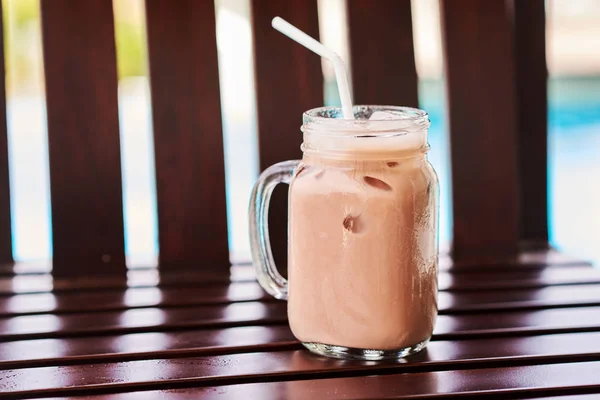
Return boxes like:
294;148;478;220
0;1;11;264
435;267;600;293
440;0;520;261
0;282;270;316
145;0;228;269
439;284;600;313
2;301;600;342
346;0;418;107
3;349;600;397
40;0;125;277
73;362;600;400
440;266;600;291
0;264;598;296
537;396;600;400
3;325;600;372
0;325;298;368
511;0;549;247
457;250;590;268
88;390;600;400
251;0;323;271
0;250;588;276
3;273;600;316
0;257;158;276
0;302;286;341
0;267;253;295
2;264;599;296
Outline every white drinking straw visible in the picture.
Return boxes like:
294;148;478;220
272;16;354;120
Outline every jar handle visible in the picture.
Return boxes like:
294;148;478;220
249;160;300;300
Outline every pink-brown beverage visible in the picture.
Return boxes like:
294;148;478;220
249;105;439;360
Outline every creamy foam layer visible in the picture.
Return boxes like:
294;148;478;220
288;155;438;350
302;127;427;157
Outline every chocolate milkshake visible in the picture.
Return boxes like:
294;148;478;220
249;106;439;360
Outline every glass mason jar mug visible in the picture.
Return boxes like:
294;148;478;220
249;105;439;360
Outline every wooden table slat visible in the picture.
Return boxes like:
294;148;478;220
40;0;126;277
1;264;598;296
145;0;229;269
1;326;600;371
251;0;323;271
0;325;298;368
0;251;595;398
441;0;520;259
2;302;600;342
347;0;418;107
536;396;600;400
512;0;549;245
3;351;600;398
0;1;11;264
0;250;588;276
2;280;600;317
73;361;600;400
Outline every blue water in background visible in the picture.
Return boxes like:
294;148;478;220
417;77;600;263
546;77;600;264
6;77;600;265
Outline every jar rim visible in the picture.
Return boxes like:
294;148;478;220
302;105;430;135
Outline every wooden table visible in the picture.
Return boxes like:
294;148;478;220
0;3;591;397
1;251;600;398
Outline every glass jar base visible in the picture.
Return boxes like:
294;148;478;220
301;338;430;361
